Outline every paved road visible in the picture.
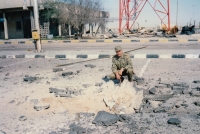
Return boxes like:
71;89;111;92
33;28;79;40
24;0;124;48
0;42;200;56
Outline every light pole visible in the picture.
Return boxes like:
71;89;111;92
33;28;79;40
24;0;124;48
193;5;194;21
33;0;42;52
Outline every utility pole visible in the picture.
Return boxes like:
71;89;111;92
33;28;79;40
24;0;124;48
33;0;42;52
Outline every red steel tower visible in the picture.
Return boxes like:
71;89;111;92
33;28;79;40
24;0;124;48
119;0;170;34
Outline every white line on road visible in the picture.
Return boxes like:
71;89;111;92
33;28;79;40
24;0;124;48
2;59;33;67
138;59;151;77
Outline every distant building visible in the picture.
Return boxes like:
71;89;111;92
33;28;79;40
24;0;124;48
0;0;109;39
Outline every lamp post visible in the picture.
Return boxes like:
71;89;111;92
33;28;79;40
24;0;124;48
33;0;42;52
193;5;194;21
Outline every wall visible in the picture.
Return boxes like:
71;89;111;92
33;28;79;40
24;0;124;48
0;0;32;9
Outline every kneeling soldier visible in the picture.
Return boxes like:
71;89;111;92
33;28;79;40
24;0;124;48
109;46;135;82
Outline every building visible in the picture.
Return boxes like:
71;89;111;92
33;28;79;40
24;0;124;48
0;0;109;39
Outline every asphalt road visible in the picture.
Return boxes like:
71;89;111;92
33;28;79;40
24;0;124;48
0;42;200;52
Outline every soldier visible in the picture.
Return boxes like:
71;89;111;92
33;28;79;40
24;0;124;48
109;46;135;82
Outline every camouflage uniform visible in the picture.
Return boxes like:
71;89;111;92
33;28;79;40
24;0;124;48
109;53;134;81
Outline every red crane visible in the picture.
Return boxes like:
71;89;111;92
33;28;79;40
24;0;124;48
119;0;171;34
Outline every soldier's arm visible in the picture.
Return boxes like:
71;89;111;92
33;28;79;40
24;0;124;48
124;55;133;70
111;58;118;74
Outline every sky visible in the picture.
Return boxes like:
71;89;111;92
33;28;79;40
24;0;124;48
102;0;200;28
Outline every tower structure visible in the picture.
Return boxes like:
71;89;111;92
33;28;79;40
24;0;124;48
119;0;170;34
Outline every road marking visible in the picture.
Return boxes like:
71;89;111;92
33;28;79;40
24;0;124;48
3;59;33;67
185;54;199;58
159;54;172;58
138;59;151;77
134;54;146;58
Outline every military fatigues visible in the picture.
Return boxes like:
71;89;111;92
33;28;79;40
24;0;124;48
109;53;134;81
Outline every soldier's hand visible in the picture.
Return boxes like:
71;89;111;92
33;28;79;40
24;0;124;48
118;68;124;76
116;74;121;80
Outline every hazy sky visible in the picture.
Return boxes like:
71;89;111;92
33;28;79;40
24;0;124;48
102;0;200;27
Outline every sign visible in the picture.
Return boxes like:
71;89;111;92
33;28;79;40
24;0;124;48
0;18;4;22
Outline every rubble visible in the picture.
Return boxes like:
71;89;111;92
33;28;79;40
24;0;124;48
53;68;63;72
149;88;157;95
84;64;96;68
92;111;120;126
62;72;73;76
181;25;195;35
23;76;38;83
0;130;6;134
69;123;86;134
34;102;50;111
167;118;181;125
19;116;27;121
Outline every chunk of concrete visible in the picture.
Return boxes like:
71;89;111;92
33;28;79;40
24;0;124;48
34;102;50;111
193;80;200;84
0;130;6;134
49;88;66;93
53;68;63;72
149;88;157;95
19;116;27;121
85;64;96;68
95;82;103;87
54;93;71;98
92;111;119;126
69;123;86;134
194;101;200;106
62;72;73;76
167;118;181;125
143;94;173;101
23;76;37;83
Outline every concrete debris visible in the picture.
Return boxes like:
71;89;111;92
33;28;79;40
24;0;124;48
194;101;200;106
143;94;173;101
190;90;200;97
149;88;157;95
84;64;96;68
53;68;63;72
167;118;181;125
69;123;86;134
134;76;145;85
95;82;103;87
55;93;71;98
0;130;6;134
193;80;200;84
34;102;50;111
49;88;66;93
62;72;73;76
181;25;195;35
19;116;27;121
0;66;4;69
92;111;119;126
172;82;189;88
153;106;171;113
23;76;37;83
103;98;115;109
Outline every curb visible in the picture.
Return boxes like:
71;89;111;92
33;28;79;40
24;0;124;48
1;54;200;59
0;39;199;44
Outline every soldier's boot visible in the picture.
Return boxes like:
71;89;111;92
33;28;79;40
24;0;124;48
127;69;133;82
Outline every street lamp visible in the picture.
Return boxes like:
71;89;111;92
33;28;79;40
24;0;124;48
192;5;194;21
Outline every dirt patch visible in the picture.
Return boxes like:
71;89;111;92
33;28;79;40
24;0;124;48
39;81;143;114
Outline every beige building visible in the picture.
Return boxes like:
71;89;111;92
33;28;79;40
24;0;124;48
0;0;41;39
0;0;109;39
